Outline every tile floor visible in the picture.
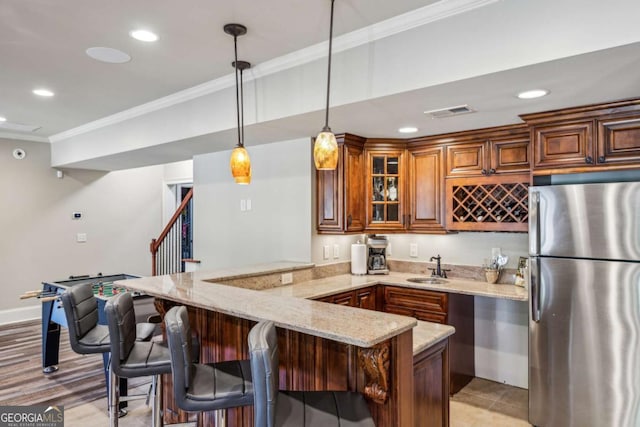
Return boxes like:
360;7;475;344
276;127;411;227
65;377;530;426
450;378;530;427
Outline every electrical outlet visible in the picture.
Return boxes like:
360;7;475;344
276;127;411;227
333;244;339;259
76;233;87;243
387;242;392;256
281;272;293;285
246;199;252;211
323;245;330;260
409;243;418;258
240;199;246;211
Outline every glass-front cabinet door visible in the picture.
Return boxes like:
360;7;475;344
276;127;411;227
366;149;405;230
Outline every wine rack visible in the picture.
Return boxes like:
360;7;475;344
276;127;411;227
446;174;530;231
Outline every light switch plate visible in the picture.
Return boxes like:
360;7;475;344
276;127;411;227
409;243;418;258
246;199;252;211
240;199;247;211
333;244;340;259
323;245;330;260
77;233;87;243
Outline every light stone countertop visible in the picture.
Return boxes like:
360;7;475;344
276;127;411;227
192;261;314;281
413;321;455;356
263;272;528;301
117;271;416;348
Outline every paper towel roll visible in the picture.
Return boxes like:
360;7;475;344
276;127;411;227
351;243;367;275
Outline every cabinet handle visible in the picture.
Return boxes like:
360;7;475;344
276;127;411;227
585;156;594;164
481;169;487;175
598;156;606;163
489;168;496;175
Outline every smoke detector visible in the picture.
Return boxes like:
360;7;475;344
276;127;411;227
424;105;476;119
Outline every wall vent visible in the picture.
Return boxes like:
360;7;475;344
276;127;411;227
424;104;476;119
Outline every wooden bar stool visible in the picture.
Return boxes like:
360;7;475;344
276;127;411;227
248;321;376;427
164;305;254;426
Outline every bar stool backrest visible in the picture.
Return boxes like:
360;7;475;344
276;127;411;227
165;306;195;395
105;292;137;370
248;321;279;427
61;283;101;353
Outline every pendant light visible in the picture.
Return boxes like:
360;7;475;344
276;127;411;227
225;23;252;185
314;0;339;170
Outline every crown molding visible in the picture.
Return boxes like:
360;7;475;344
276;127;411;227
50;0;498;143
0;131;50;143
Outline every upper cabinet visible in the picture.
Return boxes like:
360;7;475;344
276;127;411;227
365;141;407;231
521;99;640;175
444;126;530;177
317;134;366;234
406;144;447;233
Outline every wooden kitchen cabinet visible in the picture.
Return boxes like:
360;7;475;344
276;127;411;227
407;145;447;233
531;120;594;169
383;286;474;395
365;142;407;231
317;286;378;311
522;98;640;175
446;173;530;232
317;133;366;234
445;126;530;177
597;112;640;165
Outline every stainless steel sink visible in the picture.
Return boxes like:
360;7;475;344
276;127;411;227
406;277;447;285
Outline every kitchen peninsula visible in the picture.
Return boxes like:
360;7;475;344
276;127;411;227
118;262;527;427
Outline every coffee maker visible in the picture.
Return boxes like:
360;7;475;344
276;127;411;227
367;235;389;275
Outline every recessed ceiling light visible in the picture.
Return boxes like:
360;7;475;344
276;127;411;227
33;88;54;97
517;89;549;99
130;29;158;42
398;127;418;134
0;116;6;122
86;47;132;64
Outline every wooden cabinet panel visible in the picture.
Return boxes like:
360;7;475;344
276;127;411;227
597;114;640;165
344;143;366;231
384;286;447;315
407;146;446;233
490;136;530;173
446;142;486;176
532;121;594;168
414;339;449;427
355;287;377;310
317;134;365;234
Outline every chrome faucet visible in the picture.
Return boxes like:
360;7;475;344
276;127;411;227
429;255;449;278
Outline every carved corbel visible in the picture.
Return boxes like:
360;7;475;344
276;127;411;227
358;342;391;404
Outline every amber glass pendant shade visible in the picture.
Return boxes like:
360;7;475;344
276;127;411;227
314;130;338;170
230;145;251;184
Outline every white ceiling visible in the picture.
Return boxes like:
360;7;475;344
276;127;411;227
2;0;640;171
0;0;438;136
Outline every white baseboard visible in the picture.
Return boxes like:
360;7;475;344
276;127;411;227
0;305;41;325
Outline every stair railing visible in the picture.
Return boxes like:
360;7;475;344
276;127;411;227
150;188;193;276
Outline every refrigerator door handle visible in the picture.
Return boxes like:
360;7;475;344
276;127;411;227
529;191;541;255
531;257;541;322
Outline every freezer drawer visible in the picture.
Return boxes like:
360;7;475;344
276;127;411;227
530;257;640;427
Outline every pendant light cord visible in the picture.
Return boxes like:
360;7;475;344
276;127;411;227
233;35;243;148
323;0;335;131
240;67;245;146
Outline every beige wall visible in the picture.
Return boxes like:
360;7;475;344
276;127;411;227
0;138;164;323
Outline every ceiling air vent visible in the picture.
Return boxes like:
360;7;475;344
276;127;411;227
424;104;475;119
0;121;41;133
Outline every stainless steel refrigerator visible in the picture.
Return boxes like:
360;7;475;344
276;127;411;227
529;181;640;427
